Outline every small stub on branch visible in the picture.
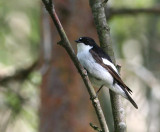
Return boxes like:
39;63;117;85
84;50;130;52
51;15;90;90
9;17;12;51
118;122;127;131
101;0;108;7
90;123;102;132
82;69;88;76
57;40;65;46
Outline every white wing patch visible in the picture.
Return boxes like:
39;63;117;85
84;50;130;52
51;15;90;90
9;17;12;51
102;58;118;73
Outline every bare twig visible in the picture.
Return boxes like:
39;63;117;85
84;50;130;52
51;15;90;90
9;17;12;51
89;0;126;132
0;62;37;84
42;0;109;131
90;123;103;132
105;6;160;19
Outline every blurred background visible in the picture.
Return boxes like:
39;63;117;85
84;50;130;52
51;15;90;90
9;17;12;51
0;0;160;132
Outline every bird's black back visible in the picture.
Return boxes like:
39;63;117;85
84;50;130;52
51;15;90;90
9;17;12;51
92;44;112;62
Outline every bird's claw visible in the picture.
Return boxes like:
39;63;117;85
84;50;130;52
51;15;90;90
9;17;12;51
90;95;98;100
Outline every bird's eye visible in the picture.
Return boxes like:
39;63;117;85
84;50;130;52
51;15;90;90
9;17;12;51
79;37;82;40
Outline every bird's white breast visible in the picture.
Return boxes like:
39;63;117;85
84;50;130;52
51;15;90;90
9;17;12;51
77;43;114;87
77;43;92;53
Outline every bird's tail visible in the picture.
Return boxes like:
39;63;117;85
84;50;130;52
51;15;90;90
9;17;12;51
124;90;138;109
110;83;138;109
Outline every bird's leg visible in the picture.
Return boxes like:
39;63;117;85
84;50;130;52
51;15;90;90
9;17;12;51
90;85;104;100
95;85;104;97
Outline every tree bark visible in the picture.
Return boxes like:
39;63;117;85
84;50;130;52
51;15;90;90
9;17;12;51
40;2;92;132
89;0;126;132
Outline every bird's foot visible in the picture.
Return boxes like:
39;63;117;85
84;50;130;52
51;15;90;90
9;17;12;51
90;85;104;100
90;95;98;100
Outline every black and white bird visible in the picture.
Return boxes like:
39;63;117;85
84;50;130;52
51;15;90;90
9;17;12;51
75;37;138;109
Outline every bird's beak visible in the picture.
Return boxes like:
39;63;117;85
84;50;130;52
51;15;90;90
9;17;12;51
75;40;80;43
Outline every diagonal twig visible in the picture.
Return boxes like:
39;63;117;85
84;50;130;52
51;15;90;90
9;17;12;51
41;0;109;131
105;6;160;19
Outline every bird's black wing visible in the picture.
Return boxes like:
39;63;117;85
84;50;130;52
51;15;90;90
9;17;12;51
90;49;138;108
89;49;132;94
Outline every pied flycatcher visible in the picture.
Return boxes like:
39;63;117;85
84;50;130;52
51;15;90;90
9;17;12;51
75;37;138;109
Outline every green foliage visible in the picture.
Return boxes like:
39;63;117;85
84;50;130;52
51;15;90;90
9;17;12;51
5;89;24;117
0;0;41;132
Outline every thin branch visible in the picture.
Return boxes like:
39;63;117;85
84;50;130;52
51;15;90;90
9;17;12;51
90;123;103;132
89;0;126;132
0;62;37;84
41;0;109;131
105;5;160;19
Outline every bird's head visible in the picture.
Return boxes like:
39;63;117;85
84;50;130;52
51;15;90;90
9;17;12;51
75;37;96;47
75;37;98;52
